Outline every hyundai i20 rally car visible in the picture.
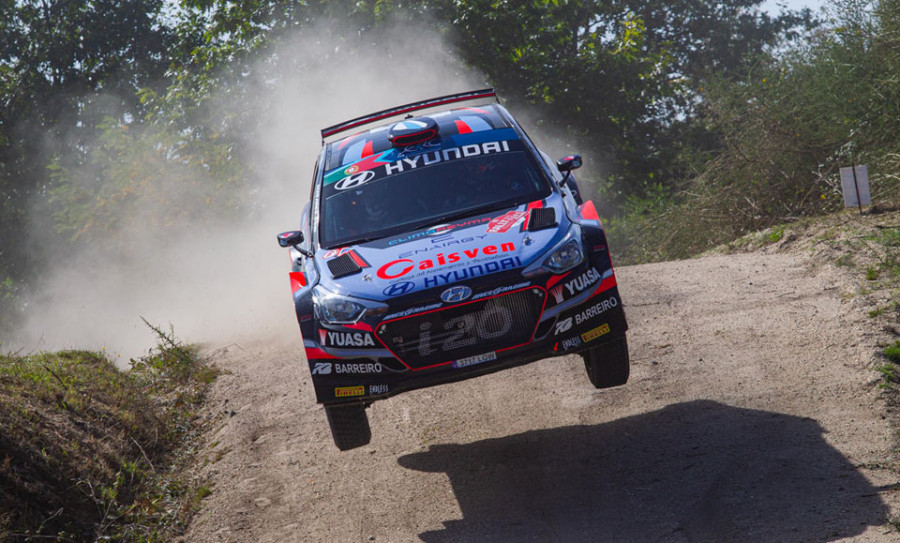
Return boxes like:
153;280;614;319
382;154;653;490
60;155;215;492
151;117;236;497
277;89;629;450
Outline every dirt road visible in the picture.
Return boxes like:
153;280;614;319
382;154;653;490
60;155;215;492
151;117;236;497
181;252;900;542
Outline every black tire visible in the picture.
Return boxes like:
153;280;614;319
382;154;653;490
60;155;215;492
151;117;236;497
583;335;630;389
324;404;371;451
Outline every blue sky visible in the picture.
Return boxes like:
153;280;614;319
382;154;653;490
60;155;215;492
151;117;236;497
761;0;829;14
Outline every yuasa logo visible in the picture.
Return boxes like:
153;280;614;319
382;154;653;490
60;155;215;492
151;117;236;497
564;267;601;297
324;331;376;347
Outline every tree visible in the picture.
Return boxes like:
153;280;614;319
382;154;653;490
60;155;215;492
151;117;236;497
0;0;175;335
362;0;816;210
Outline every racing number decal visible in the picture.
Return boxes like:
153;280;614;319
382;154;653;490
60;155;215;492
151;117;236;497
417;304;513;356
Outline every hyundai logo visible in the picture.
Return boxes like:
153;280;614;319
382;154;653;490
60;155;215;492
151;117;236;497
441;285;472;303
383;281;415;297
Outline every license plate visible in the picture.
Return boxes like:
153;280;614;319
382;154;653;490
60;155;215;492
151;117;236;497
452;351;497;369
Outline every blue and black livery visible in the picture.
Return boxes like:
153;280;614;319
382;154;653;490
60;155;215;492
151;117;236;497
277;89;629;450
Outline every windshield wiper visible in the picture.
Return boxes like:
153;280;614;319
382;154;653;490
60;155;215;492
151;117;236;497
407;204;508;232
333;235;383;247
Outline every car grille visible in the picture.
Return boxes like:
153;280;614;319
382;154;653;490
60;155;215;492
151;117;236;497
376;287;546;370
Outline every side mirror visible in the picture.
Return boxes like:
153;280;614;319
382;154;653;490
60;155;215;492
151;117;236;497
556;154;583;173
277;230;304;248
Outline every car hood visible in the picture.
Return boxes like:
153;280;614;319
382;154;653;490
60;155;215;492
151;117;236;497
315;196;571;301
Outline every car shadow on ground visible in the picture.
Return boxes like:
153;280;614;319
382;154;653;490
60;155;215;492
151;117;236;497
398;400;889;542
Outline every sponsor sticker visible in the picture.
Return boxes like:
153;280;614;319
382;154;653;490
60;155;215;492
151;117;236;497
575;296;619;325
452;351;497;369
323;247;351;259
470;281;530;301
387;218;492;246
369;384;389;395
581;323;610;343
561;337;582;350
312;362;384;375
335;362;383;374
377;243;518;280
319;330;376;348
383;303;443;321
564;267;602;296
487;210;527;233
335;386;365;398
312;362;332;375
550;284;565;304
555;317;573;335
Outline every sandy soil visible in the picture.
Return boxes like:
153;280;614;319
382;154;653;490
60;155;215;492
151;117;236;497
180;251;900;542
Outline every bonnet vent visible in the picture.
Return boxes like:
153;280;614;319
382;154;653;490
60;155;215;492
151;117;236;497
327;253;363;278
527;207;557;231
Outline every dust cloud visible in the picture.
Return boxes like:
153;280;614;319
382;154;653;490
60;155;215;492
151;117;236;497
6;21;485;363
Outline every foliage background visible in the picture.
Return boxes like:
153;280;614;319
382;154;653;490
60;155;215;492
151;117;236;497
2;0;898;352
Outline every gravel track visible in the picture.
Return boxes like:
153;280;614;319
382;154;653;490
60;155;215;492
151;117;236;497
181;252;900;542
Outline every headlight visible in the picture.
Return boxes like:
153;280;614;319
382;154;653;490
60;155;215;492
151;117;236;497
544;239;584;273
313;286;368;324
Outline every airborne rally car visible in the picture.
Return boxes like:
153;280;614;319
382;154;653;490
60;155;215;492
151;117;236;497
277;89;629;450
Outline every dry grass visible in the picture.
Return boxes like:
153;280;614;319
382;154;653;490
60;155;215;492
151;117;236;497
0;324;217;541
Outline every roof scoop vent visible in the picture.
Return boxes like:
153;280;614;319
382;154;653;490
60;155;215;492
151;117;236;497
388;117;439;147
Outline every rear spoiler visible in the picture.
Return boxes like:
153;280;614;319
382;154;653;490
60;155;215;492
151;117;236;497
320;88;497;142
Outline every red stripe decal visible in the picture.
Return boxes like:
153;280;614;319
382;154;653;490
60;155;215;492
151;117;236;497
338;134;358;149
455;120;472;134
305;347;339;360
545;271;571;290
289;272;307;293
361;140;374;157
349;250;370;268
579;200;600;221
344;322;373;332
521;200;544;231
588;275;618;299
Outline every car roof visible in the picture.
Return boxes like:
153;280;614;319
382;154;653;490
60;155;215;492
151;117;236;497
322;104;514;173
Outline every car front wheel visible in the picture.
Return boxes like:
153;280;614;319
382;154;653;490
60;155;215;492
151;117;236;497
324;403;371;451
583;335;629;389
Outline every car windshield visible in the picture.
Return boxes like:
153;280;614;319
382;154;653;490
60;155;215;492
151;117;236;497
320;150;551;248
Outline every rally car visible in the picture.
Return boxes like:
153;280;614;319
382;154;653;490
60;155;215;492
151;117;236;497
277;89;629;450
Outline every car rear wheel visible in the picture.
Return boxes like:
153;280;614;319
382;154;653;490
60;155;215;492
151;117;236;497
324;403;371;451
583;335;629;389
